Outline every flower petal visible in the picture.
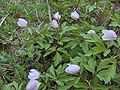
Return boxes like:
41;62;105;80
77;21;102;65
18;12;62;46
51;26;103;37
51;20;59;28
71;11;79;20
65;64;80;74
26;80;40;90
102;30;117;41
28;69;40;80
54;12;61;20
17;18;28;27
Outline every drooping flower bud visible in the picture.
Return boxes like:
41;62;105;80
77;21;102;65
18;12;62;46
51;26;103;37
102;30;117;41
26;80;40;90
71;11;79;20
87;30;96;35
17;18;28;27
28;69;40;80
51;20;59;28
65;64;80;74
54;12;61;20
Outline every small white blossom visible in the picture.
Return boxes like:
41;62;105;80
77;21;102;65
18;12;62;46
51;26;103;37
26;80;40;90
71;11;79;20
54;12;61;20
28;69;40;80
51;20;59;28
102;30;117;41
87;30;96;35
17;18;28;27
65;64;80;74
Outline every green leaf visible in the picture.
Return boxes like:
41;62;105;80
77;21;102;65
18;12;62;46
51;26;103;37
85;44;106;56
2;85;13;90
92;34;103;43
44;44;51;50
57;85;71;90
53;52;62;66
64;41;78;49
56;80;64;86
18;83;23;90
97;59;110;72
110;13;120;27
49;65;56;78
0;80;3;87
56;65;64;76
43;47;56;57
113;74;120;85
59;75;75;82
46;73;56;79
117;37;120;46
97;61;116;84
93;84;109;90
103;49;110;57
81;41;89;53
61;37;75;42
84;59;96;73
71;56;81;64
73;82;88;89
109;22;120;27
85;49;94;56
28;28;33;35
57;48;68;54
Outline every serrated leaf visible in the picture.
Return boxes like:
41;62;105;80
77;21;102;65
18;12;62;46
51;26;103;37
97;59;110;73
53;52;62;66
43;47;56;57
93;84;109;90
64;41;78;49
81;41;89;53
97;62;116;84
73;82;88;89
103;49;110;56
56;80;64;86
84;59;96;73
85;50;94;56
57;85;71;90
46;73;56;79
0;80;3;87
49;65;56;78
61;37;75;42
57;48;68;54
56;65;64;76
85;44;106;56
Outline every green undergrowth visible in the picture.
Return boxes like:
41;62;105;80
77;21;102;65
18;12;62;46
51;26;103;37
0;0;120;90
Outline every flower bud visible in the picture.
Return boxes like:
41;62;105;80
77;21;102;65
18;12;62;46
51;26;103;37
17;18;28;27
54;12;61;20
102;30;117;41
51;20;59;28
87;30;96;35
71;11;79;20
65;64;80;74
28;69;40;80
26;80;40;90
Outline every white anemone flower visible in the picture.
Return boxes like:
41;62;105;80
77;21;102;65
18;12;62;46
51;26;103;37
17;18;28;27
54;12;61;20
65;64;80;74
28;69;40;80
71;11;79;20
26;80;40;90
51;20;59;28
102;30;117;41
87;30;96;35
